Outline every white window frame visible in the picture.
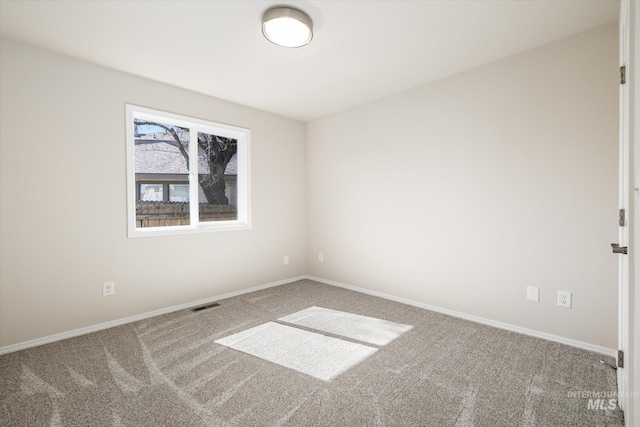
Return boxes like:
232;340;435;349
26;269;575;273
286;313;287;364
125;104;251;238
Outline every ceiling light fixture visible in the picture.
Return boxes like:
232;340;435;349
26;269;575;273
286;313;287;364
262;6;313;48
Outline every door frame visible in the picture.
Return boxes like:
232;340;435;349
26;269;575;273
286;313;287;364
618;0;631;416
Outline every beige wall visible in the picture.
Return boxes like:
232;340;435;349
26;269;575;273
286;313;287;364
0;40;307;348
306;22;619;349
0;22;621;354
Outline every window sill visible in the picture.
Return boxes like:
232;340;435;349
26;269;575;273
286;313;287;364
127;222;251;238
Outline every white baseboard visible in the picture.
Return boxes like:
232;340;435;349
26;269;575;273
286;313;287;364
0;276;307;355
2;274;616;359
305;275;617;358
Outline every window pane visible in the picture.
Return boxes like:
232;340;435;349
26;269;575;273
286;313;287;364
197;132;238;222
169;184;189;202
127;104;250;237
140;184;163;201
134;119;190;227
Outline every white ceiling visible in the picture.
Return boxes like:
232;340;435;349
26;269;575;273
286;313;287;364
0;1;619;121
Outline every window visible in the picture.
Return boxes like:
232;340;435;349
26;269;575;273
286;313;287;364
126;105;250;237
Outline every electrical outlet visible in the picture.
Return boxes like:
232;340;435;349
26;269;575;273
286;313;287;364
558;291;571;308
527;286;539;303
319;253;324;262
284;256;289;265
103;282;115;297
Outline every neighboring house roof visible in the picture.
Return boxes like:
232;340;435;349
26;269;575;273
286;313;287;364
135;132;237;175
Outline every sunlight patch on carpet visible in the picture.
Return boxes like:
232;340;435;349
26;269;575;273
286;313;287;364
214;322;377;381
278;306;413;346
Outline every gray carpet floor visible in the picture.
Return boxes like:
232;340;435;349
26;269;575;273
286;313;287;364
0;279;624;426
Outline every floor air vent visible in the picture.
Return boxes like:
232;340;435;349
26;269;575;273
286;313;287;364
191;302;220;312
